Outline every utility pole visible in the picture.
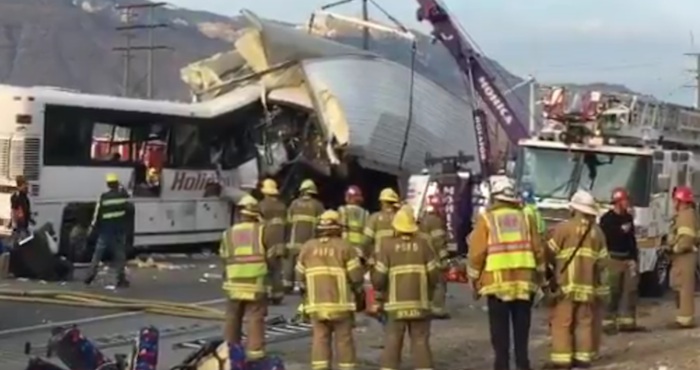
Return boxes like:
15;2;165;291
684;52;700;108
113;2;170;98
361;0;369;50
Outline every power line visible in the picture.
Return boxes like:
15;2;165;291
112;2;171;98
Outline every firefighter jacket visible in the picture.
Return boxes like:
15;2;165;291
91;188;131;234
287;195;325;249
363;208;396;259
372;234;441;319
467;202;544;301
295;236;365;320
259;197;287;257
419;212;449;260
220;221;269;301
338;204;369;254
547;214;610;302
670;206;697;254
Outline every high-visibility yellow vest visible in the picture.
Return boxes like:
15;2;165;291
221;222;268;300
523;204;545;234
484;208;536;271
339;205;367;246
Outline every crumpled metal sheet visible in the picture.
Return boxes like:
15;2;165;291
301;56;480;175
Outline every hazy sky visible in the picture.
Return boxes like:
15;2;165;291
169;0;700;106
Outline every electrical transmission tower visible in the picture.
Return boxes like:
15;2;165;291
684;52;700;108
113;2;170;98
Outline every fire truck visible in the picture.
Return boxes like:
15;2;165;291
515;88;700;296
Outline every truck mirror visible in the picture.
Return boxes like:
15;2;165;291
656;174;670;192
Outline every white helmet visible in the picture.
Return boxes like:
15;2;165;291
569;189;599;216
490;177;518;203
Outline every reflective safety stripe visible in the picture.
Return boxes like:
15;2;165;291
677;315;694;325
483;209;536;271
573;352;593;362
677;226;696;237
290;214;318;223
300;265;355;313
523;204;545;234
550;353;572;364
267;217;285;225
385;265;430;311
312;360;329;370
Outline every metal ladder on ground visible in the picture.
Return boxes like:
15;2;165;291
172;316;313;350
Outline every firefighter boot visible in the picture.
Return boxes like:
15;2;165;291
542;363;571;369
83;273;96;286
571;360;592;368
116;275;130;288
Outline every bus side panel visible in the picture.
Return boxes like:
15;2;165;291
196;200;231;233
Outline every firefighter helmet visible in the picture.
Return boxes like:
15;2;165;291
345;185;363;203
105;173;119;183
260;178;280;196
491;177;518;203
392;205;419;233
674;186;694;203
299;179;318;194
237;194;260;216
568;190;598;216
379;188;400;203
317;210;341;230
611;187;629;203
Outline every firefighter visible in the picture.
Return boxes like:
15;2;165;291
419;193;450;319
84;173;132;288
295;210;365;370
283;179;325;292
364;188;400;262
521;187;545;236
667;186;697;329
258;178;287;305
467;177;543;370
545;190;610;369
373;204;440;370
600;187;642;333
220;195;270;362
338;185;369;259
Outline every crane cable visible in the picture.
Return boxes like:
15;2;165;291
398;40;419;171
0;289;226;321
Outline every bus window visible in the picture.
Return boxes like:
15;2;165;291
44;106;93;165
91;123;131;163
169;123;214;169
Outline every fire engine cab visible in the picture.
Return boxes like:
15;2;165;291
514;89;700;296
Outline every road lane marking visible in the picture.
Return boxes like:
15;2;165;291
0;297;227;337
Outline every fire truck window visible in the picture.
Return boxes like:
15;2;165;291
43;107;93;166
651;162;664;193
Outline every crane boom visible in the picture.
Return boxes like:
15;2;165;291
415;0;528;157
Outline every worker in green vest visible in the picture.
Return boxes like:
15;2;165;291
521;188;545;236
220;194;270;362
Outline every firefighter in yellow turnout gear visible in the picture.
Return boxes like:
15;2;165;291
373;205;441;370
338;185;369;259
419;193;450;319
545;190;610;369
467;178;544;370
258;178;287;305
220;195;270;361
363;188;400;261
295;210;365;370
667;186;698;329
284;179;325;291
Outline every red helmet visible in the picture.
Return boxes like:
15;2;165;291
674;186;694;203
345;185;363;203
611;188;629;203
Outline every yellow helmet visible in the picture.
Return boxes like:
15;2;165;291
260;178;279;196
237;194;260;216
105;173;119;183
317;210;341;230
299;179;318;194
392;204;419;234
379;188;400;203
